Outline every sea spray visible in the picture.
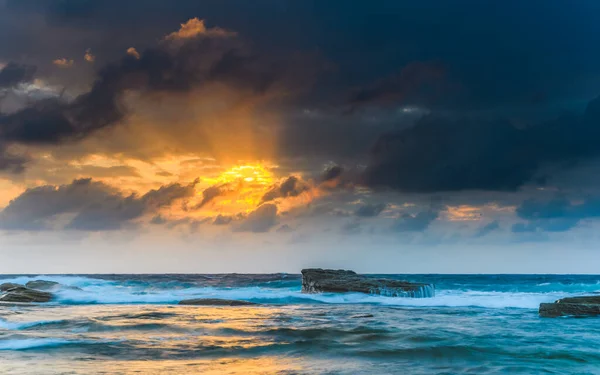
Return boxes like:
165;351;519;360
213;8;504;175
0;274;597;308
371;284;435;298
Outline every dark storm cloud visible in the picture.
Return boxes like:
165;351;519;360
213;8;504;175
321;165;344;182
0;63;36;88
0;18;310;146
512;197;600;233
363;96;600;192
261;176;309;203
347;61;449;111
4;0;600;110
0;178;197;231
1;0;600;194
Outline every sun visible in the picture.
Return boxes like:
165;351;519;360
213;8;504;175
198;163;276;214
215;164;274;186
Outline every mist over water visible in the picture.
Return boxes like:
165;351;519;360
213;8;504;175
1;274;600;374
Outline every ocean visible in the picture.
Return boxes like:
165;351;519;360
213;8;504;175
1;274;600;374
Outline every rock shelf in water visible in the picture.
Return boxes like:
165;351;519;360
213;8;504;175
0;286;53;303
301;268;434;298
539;296;600;317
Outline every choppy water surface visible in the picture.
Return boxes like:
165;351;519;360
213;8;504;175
1;274;600;374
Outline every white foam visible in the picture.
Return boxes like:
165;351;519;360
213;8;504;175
52;285;569;309
0;275;587;309
0;275;115;288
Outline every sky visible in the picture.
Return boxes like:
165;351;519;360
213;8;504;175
1;0;600;273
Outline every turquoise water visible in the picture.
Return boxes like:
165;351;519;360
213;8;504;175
1;274;600;374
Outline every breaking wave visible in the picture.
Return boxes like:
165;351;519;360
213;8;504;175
1;274;598;309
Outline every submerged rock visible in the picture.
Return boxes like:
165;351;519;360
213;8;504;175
301;268;434;298
25;280;60;290
0;286;53;303
539;296;600;317
0;283;23;292
178;298;257;306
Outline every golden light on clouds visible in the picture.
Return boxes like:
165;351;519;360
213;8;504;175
53;58;74;68
126;47;140;59
198;163;276;215
164;18;236;41
445;203;517;222
446;205;482;221
84;49;95;63
212;164;274;185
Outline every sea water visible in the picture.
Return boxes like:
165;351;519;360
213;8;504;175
1;274;600;374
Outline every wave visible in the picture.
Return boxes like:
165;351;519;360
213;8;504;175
1;274;599;309
0;319;68;331
43;287;572;309
0;338;78;350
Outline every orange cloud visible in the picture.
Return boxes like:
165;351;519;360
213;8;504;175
126;47;140;59
445;203;516;222
164;18;236;41
84;49;95;63
53;58;74;68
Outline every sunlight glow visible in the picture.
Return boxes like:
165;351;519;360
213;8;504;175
198;163;277;214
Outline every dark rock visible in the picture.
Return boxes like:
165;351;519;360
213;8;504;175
301;268;434;297
539;296;600;317
555;296;600;304
178;298;257;306
25;280;60;290
0;283;23;292
0;287;53;303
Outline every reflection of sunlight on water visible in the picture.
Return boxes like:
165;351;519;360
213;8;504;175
0;305;307;374
2;357;304;375
3;302;600;375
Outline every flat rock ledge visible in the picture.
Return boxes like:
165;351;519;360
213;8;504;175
539;296;600;317
301;268;434;298
178;298;257;306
